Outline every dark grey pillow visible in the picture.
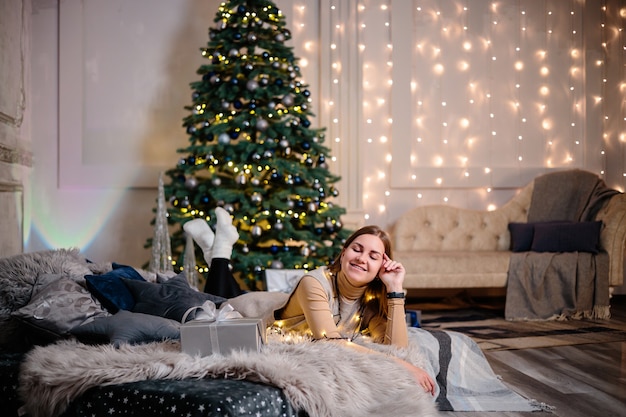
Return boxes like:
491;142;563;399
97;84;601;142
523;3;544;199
122;272;227;322
70;310;180;347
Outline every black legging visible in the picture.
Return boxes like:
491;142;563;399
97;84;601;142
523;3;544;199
204;258;244;298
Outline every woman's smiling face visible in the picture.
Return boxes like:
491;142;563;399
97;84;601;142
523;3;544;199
340;233;385;287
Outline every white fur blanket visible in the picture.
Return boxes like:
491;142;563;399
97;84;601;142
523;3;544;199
19;336;440;417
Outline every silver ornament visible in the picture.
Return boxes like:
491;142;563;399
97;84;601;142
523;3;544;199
252;225;263;237
300;246;310;256
274;220;284;231
236;173;247;185
246;79;259;91
211;177;222;186
250;192;263;204
270;260;284;269
282;94;294;107
218;133;231;144
256;118;269;131
185;176;199;189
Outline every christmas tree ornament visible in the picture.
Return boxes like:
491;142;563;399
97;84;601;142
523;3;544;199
270;259;284;269
250;192;263;204
256;118;269;131
251;225;263;237
274;220;284;231
218;133;231;144
211;177;222;186
236;173;247;185
185;176;199;189
246;79;259;91
282;94;294;106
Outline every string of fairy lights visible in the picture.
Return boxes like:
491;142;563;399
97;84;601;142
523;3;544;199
281;0;625;227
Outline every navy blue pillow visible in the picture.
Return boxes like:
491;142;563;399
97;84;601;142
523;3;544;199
508;221;571;252
531;221;602;254
508;223;535;252
85;265;146;313
122;272;227;322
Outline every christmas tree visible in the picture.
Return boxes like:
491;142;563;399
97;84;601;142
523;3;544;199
154;0;351;290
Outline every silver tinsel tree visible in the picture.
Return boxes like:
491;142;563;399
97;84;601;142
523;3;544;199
149;172;174;273
184;234;199;289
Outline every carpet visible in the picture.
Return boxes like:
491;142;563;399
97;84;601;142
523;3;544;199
419;306;626;351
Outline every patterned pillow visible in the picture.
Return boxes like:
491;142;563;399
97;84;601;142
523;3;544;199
11;278;109;340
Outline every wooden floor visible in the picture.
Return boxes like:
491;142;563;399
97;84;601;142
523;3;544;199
417;295;626;417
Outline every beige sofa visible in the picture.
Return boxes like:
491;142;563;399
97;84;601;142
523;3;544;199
392;175;626;291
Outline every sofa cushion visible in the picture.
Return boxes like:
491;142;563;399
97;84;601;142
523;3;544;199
531;221;602;254
395;250;511;288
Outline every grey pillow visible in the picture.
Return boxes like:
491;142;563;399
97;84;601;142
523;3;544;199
122;272;227;322
70;310;180;347
11;278;109;339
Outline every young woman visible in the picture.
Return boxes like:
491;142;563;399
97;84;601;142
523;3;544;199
186;215;435;395
274;225;436;395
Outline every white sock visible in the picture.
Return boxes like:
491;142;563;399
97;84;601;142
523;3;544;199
183;218;214;262
212;207;239;260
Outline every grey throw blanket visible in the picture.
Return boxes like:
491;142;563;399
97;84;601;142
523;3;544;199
506;170;617;320
527;169;619;222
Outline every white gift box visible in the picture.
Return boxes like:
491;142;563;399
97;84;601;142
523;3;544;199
264;269;306;293
180;317;266;357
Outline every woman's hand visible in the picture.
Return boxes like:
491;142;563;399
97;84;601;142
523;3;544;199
396;359;436;396
378;253;405;293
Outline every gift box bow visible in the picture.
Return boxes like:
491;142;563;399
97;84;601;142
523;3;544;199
181;300;243;324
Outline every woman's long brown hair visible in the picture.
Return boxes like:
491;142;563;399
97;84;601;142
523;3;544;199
328;225;393;339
